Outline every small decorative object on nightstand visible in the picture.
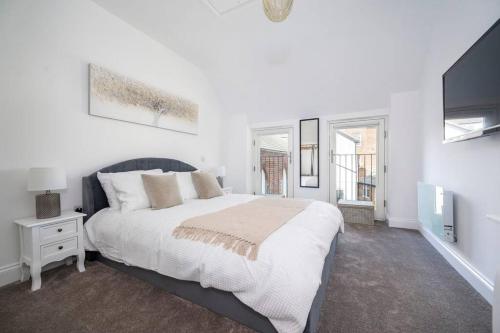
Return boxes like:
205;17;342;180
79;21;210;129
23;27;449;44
214;166;226;187
14;211;86;291
222;187;233;195
28;167;67;219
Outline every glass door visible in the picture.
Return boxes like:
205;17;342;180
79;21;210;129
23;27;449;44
329;118;386;220
252;128;294;197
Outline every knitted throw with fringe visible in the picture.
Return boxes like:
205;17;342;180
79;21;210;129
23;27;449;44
172;198;311;260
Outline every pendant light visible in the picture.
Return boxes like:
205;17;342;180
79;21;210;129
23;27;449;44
263;0;294;22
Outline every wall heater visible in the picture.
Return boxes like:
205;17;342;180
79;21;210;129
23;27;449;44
417;182;455;242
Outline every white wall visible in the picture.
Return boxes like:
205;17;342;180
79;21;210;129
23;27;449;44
419;0;500;286
387;91;421;229
0;0;223;285
222;113;252;194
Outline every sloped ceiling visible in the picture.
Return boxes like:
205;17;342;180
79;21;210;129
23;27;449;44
92;0;440;122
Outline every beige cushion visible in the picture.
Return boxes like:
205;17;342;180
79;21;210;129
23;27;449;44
191;171;223;199
141;174;183;209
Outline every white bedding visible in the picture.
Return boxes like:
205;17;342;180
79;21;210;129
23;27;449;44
84;194;344;333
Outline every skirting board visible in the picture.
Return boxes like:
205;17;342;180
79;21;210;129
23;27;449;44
0;263;20;287
418;223;494;304
0;259;74;288
387;215;419;230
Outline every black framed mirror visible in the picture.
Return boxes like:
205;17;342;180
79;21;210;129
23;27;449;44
300;118;319;188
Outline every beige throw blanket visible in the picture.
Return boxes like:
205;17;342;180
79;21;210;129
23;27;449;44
172;198;311;260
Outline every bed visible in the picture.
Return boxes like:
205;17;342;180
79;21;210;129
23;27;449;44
82;158;343;333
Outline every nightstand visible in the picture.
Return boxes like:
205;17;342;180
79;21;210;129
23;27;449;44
14;211;86;291
222;187;233;195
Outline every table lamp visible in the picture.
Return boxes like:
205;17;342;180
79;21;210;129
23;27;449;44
28;167;67;219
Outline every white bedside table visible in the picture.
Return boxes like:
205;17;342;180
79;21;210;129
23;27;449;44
14;211;86;291
222;187;233;195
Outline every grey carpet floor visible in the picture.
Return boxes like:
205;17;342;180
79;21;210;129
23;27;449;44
0;222;491;333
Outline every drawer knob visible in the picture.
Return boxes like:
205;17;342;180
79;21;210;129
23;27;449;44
57;228;63;232
58;245;63;250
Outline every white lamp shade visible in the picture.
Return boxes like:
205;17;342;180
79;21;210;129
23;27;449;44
214;166;226;178
28;167;67;191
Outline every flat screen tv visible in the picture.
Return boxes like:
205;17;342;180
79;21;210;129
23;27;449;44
443;19;500;143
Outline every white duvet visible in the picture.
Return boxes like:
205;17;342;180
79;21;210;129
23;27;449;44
84;194;344;333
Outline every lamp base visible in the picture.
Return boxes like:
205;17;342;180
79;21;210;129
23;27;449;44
36;193;61;219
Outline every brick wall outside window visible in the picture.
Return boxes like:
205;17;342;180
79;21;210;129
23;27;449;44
260;149;288;195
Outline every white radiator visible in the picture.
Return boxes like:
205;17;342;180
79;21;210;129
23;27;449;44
417;182;455;242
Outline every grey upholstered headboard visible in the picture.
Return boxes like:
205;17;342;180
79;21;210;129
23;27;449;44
82;158;196;221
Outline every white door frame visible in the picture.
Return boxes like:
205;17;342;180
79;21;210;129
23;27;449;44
328;117;387;220
252;127;294;197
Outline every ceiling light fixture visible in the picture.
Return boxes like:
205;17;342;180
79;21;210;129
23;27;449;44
263;0;294;22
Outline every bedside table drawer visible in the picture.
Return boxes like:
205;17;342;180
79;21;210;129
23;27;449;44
40;220;77;244
41;237;77;262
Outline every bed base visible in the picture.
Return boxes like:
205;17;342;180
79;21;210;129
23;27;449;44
92;234;337;333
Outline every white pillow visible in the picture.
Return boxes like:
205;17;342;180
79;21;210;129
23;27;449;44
111;169;163;212
97;169;162;210
97;172;121;210
166;171;198;200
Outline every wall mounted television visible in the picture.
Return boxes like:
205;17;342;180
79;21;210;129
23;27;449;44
443;18;500;143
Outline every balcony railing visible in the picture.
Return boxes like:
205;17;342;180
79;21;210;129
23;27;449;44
334;153;376;202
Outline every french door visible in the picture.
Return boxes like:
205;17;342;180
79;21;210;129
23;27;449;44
252;128;294;197
329;118;386;220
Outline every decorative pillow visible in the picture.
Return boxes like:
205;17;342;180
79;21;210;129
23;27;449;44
141;174;183;209
166;171;198;200
111;169;163;212
191;171;223;199
97;172;120;210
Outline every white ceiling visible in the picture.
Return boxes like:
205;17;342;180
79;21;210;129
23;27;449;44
203;0;255;15
92;0;442;122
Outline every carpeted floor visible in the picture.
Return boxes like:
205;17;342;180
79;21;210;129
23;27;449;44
0;222;491;333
